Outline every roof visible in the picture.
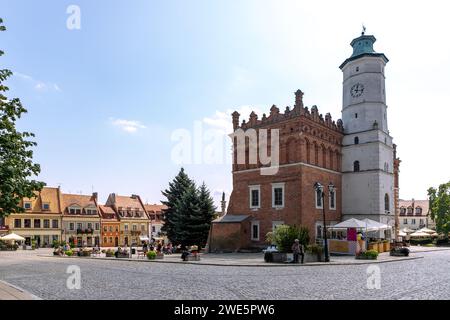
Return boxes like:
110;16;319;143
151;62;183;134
98;205;118;220
213;214;250;223
61;193;100;217
399;199;429;214
22;187;61;214
144;204;167;214
340;33;388;69
114;195;145;210
105;194;149;220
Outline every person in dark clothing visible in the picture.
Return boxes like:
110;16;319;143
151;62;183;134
291;239;305;264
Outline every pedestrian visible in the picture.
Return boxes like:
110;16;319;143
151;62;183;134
291;239;303;264
143;242;148;254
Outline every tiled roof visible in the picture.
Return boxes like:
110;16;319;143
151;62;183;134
399;199;429;214
61;193;100;216
22;187;61;214
144;204;167;214
98;205;118;220
115;195;145;210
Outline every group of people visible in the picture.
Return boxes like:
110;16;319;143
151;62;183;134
141;240;174;255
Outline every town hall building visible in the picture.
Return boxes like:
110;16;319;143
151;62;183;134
209;31;401;251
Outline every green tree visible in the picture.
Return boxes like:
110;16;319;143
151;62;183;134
161;168;194;243
196;182;217;247
0;18;44;218
428;182;450;236
271;225;310;253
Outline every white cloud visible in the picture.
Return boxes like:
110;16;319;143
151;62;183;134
14;71;61;92
110;118;147;133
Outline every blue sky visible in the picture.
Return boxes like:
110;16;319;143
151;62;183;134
1;0;449;205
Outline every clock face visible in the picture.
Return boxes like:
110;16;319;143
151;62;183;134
350;83;364;98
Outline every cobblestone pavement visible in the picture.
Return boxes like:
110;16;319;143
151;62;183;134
1;249;449;300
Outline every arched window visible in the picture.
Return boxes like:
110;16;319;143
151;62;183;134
354;137;359;145
353;161;360;172
384;194;390;212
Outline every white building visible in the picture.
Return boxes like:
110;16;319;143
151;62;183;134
399;199;435;231
341;31;395;228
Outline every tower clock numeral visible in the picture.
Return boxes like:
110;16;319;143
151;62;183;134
350;83;364;98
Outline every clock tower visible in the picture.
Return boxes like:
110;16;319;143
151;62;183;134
340;31;395;227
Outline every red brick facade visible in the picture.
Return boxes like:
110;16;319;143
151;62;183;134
210;90;345;251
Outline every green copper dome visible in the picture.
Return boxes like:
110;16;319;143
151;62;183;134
339;32;388;69
350;34;376;57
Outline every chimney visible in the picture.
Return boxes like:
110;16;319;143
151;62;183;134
131;194;138;199
92;192;98;201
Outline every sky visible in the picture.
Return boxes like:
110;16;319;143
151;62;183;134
1;0;449;206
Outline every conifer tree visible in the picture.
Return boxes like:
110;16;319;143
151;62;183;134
197;182;217;246
161;168;194;243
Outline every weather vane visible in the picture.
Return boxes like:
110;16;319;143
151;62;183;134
362;24;366;35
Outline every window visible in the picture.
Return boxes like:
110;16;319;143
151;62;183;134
141;224;145;231
69;208;76;214
24;202;32;210
52;220;59;229
34;219;41;228
415;207;422;215
315;188;323;209
403;219;408;224
77;223;82;230
329;189;336;210
400;207;406;215
103;226;107;232
132;224;137;231
109;226;113;232
42;203;50;211
14;219;21;228
87;223;92;230
70;223;75;231
251;221;260;241
354;137;359;145
44;219;50;228
272;183;285;208
412;219;416;225
24;219;31;228
152;226;156;233
355;113;358;119
407;207;413;215
353;161;360;172
420;219;424;226
103;237;107;244
95;223;100;230
124;224;129;231
109;237;113;243
316;225;323;239
115;226;119;232
249;185;260;209
384;194;390;212
356;67;359;72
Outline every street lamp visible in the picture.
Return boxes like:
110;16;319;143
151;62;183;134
314;182;334;263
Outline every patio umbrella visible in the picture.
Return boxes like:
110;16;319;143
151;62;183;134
0;233;25;241
431;233;439;237
330;218;368;230
409;231;431;238
362;219;392;231
398;231;407;237
402;228;415;234
418;228;435;234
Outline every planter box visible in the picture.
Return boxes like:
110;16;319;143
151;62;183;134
271;252;287;263
368;243;377;251
156;254;164;260
377;243;384;253
383;242;390;252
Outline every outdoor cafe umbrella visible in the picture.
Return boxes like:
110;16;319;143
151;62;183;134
398;231;407;237
418;227;435;234
0;233;25;241
409;231;431;238
330;218;369;230
402;228;415;234
362;219;391;231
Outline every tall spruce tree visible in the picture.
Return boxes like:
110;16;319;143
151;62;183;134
0;18;44;218
161;168;194;243
197;182;217;247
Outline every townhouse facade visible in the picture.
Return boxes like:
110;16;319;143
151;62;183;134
61;192;102;247
105;193;151;246
399;199;435;231
144;204;167;240
99;205;120;247
4;187;62;247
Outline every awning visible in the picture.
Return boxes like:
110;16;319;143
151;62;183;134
0;233;26;241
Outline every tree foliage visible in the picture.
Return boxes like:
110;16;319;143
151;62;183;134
161;169;217;248
428;182;450;235
0;18;44;217
270;225;310;253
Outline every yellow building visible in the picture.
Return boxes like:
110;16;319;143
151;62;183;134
105;193;150;246
5;187;62;247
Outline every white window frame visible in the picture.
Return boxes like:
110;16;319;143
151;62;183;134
403;219;408;224
271;183;285;209
249;185;261;209
251;221;260;241
315;189;323;209
24;202;32;210
329;189;337;211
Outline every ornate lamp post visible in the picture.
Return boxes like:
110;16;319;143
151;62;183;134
314;182;334;263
